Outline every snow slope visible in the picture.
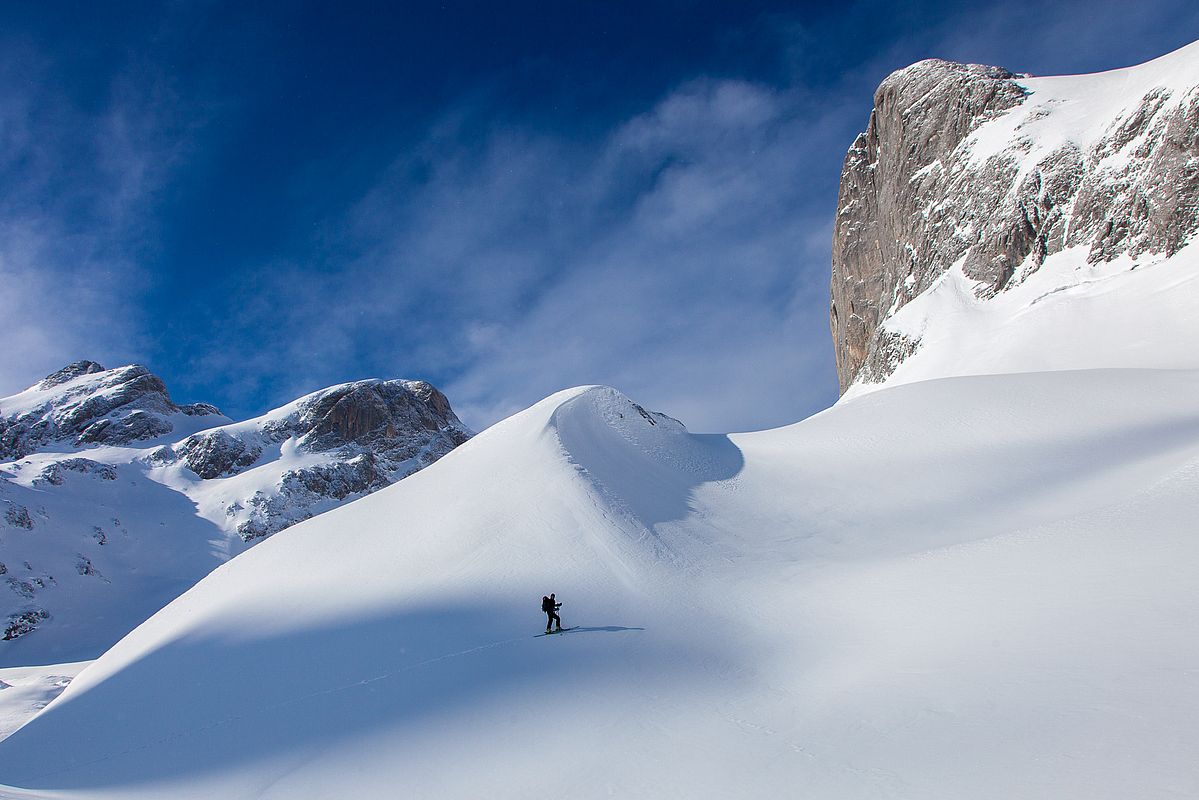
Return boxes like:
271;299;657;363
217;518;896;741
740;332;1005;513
844;241;1199;400
0;662;89;742
1;373;1196;798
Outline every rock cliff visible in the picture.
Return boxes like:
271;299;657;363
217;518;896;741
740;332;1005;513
831;43;1199;392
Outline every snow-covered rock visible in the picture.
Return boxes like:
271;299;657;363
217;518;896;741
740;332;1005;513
0;361;222;459
171;378;471;540
0;363;472;665
831;41;1199;393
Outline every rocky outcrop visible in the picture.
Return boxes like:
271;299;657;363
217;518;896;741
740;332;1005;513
830;61;1028;392
3;609;49;641
1;362;475;660
176;379;468;481
37;361;106;389
35;459;119;486
4;503;34;529
175;429;262;479
175;379;472;540
830;50;1199;392
0;362;224;459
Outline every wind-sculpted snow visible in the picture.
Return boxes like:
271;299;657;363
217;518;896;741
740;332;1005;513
832;40;1199;392
2;375;1196;798
553;387;742;529
0;364;472;666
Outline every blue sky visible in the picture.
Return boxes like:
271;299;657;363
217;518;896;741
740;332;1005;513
2;1;1197;432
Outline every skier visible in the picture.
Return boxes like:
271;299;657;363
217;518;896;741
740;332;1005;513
542;593;562;633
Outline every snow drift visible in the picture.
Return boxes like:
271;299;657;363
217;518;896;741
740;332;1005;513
1;373;1197;798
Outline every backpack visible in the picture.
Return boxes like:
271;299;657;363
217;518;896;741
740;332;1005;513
541;596;552;612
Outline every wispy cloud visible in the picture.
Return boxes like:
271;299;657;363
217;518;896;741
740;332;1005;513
0;40;193;396
7;1;1197;431
182;0;1199;432
187;74;851;432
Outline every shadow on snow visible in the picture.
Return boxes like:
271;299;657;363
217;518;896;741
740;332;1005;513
0;601;692;791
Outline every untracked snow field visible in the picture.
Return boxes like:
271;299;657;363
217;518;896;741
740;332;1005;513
0;662;89;742
1;370;1197;798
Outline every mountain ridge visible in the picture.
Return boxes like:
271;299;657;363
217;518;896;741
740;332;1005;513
0;361;471;663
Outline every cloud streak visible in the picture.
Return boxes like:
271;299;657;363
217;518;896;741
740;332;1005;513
186;75;849;432
0;38;195;397
6;1;1199;432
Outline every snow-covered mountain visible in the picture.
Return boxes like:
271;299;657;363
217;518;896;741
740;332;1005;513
0;362;471;664
3;43;1199;800
831;40;1199;396
164;376;471;541
0;361;226;460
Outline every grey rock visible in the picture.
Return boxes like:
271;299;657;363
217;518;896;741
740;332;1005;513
180;403;222;417
830;56;1199;392
146;446;178;466
177;430;263;479
74;555;100;578
0;363;225;458
179;379;474;540
36;459;119;486
3;609;49;641
37;361;106;389
6;578;36;600
77;410;174;447
830;60;1028;392
4;503;33;529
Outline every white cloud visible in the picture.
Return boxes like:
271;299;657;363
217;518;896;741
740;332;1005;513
284;75;851;432
0;46;190;396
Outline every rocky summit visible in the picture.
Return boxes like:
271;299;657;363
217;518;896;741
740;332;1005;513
171;379;472;540
0;362;472;664
0;360;222;460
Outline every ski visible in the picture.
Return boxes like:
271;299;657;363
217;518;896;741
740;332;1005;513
535;626;579;637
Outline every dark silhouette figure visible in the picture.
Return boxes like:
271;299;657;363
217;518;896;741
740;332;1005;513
541;593;562;632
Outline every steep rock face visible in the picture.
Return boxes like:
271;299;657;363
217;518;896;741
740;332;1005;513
0;362;223;459
831;44;1199;392
830;62;1027;390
